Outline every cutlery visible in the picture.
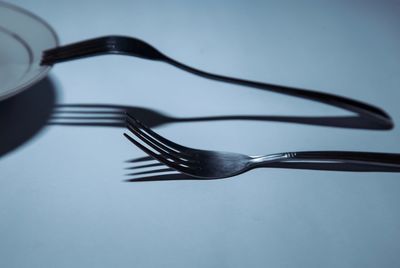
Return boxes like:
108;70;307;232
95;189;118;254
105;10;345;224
124;113;400;179
41;36;393;130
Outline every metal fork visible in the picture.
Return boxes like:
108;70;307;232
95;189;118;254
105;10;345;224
41;35;392;130
124;113;400;179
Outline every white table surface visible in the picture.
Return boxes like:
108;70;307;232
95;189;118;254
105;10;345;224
1;0;400;267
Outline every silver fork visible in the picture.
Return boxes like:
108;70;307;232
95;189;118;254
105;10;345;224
41;35;393;130
124;113;400;179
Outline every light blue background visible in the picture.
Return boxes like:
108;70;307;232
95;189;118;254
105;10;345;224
1;0;400;267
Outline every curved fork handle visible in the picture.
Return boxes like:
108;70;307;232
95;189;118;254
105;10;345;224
41;35;393;130
254;151;400;170
165;58;393;130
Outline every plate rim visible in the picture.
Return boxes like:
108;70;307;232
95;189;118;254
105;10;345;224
0;1;59;101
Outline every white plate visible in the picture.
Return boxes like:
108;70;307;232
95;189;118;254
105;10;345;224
0;1;58;101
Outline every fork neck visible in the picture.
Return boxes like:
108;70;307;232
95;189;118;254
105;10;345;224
250;153;293;167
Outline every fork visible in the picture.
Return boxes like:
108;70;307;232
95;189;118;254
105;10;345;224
123;113;400;179
41;35;392;130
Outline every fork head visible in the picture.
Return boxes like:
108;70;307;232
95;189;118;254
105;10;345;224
124;113;253;179
41;36;166;65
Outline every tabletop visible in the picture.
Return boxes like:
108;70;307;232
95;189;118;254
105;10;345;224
1;0;400;267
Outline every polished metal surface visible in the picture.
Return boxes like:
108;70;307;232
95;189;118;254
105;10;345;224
125;113;400;180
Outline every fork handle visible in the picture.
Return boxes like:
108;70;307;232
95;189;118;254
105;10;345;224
254;151;400;170
165;57;393;130
43;36;392;130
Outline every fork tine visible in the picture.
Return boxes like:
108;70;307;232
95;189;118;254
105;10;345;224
43;43;98;59
126;116;180;153
42;38;110;65
127;113;190;152
126;116;192;158
123;133;195;173
42;46;105;65
43;38;102;56
126;121;192;165
124;133;179;168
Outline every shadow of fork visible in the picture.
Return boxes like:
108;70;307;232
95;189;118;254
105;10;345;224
49;103;390;130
